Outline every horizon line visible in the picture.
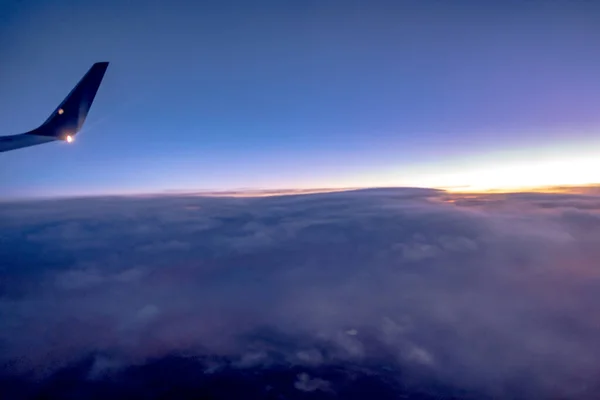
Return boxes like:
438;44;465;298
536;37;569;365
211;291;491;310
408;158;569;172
3;183;600;203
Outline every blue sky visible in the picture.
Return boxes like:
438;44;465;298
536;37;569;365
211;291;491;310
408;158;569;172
1;0;600;198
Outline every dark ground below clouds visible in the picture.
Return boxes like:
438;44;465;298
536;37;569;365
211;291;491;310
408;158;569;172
3;337;588;400
0;355;476;400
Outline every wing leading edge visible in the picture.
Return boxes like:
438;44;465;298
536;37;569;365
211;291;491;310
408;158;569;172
0;62;109;153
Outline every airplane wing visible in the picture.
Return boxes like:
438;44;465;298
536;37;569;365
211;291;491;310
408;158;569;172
0;62;109;153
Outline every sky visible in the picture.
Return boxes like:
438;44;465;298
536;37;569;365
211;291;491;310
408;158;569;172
1;0;600;198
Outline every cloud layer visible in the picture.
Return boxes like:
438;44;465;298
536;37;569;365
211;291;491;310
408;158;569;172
2;188;600;398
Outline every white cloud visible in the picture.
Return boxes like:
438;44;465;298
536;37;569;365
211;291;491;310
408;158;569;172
405;344;434;366
294;373;331;393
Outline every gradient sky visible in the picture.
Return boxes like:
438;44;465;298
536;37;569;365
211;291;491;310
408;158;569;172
1;0;600;198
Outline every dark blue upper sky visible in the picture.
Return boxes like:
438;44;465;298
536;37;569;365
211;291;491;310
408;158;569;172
2;0;600;197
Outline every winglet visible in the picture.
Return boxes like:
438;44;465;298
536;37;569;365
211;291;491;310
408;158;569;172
31;62;109;141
